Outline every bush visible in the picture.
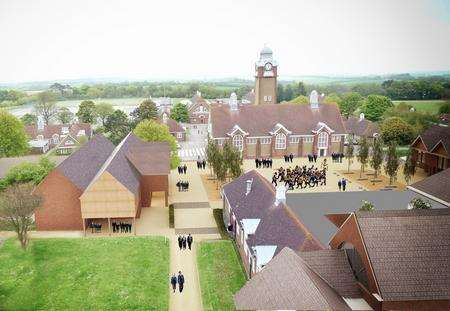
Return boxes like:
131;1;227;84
359;200;374;211
381;117;415;145
439;101;450;114
3;157;55;187
409;197;432;209
169;204;174;228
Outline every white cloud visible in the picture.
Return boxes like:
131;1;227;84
0;0;449;82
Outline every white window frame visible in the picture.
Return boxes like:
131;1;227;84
318;132;329;148
275;133;286;150
303;136;313;143
233;134;244;151
177;132;183;139
52;134;59;144
331;134;341;143
217;139;224;146
37;135;44;141
290;136;300;144
247;138;257;145
260;138;271;145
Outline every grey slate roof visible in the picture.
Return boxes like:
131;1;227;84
57;134;115;191
234;247;352;311
286;190;446;246
414;124;450;152
356;208;450;301
344;116;379;137
408;168;450;206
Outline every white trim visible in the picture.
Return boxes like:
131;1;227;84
312;122;335;134
227;124;249;136
269;123;292;135
406;186;450;207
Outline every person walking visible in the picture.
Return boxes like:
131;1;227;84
178;271;185;293
342;178;347;191
183;164;187;174
178;235;182;250
338;179;342;191
182;236;187;250
187;234;193;250
170;274;177;293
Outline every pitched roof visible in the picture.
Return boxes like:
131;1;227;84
126;142;171;176
25;123;92;140
407;168;450;206
413;125;450;153
56;134;115;191
344;116;380;137
299;249;361;298
234;247;352;311
210;103;346;138
355;208;450;301
242;90;255;103
160;119;185;133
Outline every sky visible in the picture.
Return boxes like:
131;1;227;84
0;0;450;83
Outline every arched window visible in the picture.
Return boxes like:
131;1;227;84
275;133;286;149
318;132;329;148
52;134;59;144
233;134;243;151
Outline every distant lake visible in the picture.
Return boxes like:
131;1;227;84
7;97;148;117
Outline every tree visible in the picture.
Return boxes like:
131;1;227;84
130;99;158;126
104;110;131;145
370;138;384;179
324;93;341;105
133;120;180;169
403;149;416;185
20;113;37;126
384;141;400;185
345;134;355;173
0;183;42;249
409;197;432;210
76;100;97;124
228;146;243;179
359;200;374;211
206;138;219;177
170;102;189;123
0;111;29;157
290;95;309;104
34;91;57;125
295;82;307;96
339;92;363;117
357;136;369;178
1;157;55;190
360;95;393;121
381;117;415;145
95;102;114;127
56;107;74;124
214;149;227;189
438;101;450;114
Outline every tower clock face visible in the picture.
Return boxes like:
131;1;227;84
264;63;273;71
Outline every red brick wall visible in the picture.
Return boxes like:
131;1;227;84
139;175;169;207
34;169;83;231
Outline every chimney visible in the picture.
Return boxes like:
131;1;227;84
196;90;201;97
162;112;168;124
230;92;238;111
274;184;287;206
309;90;319;109
359;113;365;121
245;179;253;195
37;115;45;131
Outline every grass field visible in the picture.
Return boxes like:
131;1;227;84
393;100;446;114
197;240;247;311
0;237;169;311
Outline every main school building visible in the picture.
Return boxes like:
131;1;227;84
35;133;170;233
209;47;347;158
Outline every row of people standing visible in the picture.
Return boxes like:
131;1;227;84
178;234;193;250
170;271;185;293
112;221;132;233
255;158;273;168
284;154;294;163
196;160;206;169
176;181;189;192
177;165;188;174
331;153;344;163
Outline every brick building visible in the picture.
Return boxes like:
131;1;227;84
34;133;170;233
186;91;210;124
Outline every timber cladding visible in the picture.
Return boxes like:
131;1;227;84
34;169;84;231
80;171;136;219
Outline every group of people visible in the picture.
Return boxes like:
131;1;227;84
196;158;206;169
177;165;188;174
170;271;185;293
177;234;194;250
331;152;344;163
307;154;318;163
272;163;328;190
89;222;102;233
176;181;190;192
112;221;132;233
337;178;348;191
283;154;294;163
254;158;273;168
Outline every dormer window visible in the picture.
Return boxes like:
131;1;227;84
61;127;69;134
77;130;85;136
275;133;286;149
37;135;44;141
52;134;59;144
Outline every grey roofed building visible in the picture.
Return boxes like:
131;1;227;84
355;208;450;302
407;168;450;207
286;190;447;246
234;247;363;311
57;134;115;191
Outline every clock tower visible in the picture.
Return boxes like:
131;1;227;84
254;46;278;105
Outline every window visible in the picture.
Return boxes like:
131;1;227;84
52;134;59;144
275;133;286;149
217;139;224;146
268;96;272;101
37;135;44;141
247;138;257;144
331;134;341;142
263;96;268;102
303;136;313;143
318;132;329;148
61;127;69;134
177;132;183;139
77;130;85;137
260;138;271;145
233;135;243;151
290;136;300;144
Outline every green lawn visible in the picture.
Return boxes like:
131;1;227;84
197;240;247;311
0;237;169;311
393;100;446;114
